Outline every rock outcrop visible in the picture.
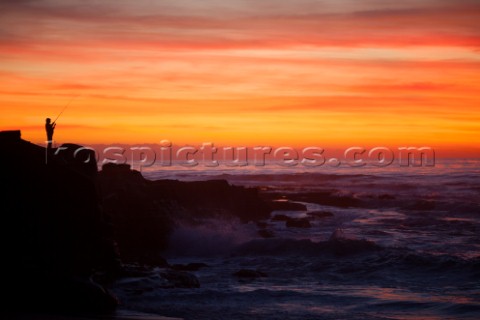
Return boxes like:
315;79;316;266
0;130;273;313
0;131;119;313
97;163;272;264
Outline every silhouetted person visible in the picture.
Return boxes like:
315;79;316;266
45;118;56;149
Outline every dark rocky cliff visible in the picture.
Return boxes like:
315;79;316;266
97;163;272;265
0;131;119;313
0;130;272;313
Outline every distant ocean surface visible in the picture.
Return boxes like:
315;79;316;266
113;159;480;320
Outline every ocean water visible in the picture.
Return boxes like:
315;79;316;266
112;159;480;320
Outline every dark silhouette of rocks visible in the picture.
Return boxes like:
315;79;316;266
97;163;272;266
0;129;21;141
97;163;172;267
145;179;272;223
0;130;273;314
55;143;98;177
0;131;119;313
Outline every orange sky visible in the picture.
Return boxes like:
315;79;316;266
1;0;479;157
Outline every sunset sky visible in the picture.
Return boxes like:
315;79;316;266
1;0;479;156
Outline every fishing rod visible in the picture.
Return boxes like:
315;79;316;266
53;95;78;124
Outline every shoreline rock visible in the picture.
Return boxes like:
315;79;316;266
0;131;274;314
0;132;120;313
97;163;272;265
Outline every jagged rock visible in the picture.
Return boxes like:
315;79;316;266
55;143;98;177
97;164;272;265
0;131;120;313
97;164;172;266
148;179;272;223
0;129;21;141
0;131;274;314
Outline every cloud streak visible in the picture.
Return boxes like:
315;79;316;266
0;0;479;154
1;0;479;49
